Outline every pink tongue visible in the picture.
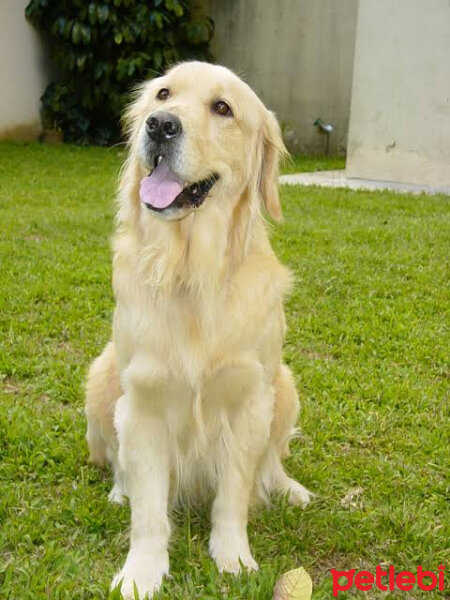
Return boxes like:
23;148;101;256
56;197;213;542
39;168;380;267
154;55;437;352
140;161;184;209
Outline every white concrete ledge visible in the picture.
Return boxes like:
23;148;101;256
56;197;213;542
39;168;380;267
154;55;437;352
279;170;450;195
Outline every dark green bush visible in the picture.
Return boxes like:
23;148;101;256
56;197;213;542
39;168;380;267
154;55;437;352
26;0;213;145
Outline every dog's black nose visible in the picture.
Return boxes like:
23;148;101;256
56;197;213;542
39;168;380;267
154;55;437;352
146;112;182;142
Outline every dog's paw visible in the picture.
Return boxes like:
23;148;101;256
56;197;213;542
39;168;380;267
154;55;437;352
111;550;169;599
108;483;126;505
209;530;258;574
286;479;315;508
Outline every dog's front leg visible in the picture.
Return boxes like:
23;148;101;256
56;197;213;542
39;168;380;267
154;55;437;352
111;365;171;599
209;364;273;574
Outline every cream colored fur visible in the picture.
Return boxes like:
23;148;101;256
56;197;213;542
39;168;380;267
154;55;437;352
85;61;312;599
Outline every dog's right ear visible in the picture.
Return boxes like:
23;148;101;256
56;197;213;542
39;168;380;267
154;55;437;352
258;110;288;222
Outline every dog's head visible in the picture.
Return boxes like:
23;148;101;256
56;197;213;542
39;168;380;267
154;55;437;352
124;62;286;222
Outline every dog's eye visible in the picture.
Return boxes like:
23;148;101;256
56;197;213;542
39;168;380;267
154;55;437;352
212;100;233;117
156;88;170;101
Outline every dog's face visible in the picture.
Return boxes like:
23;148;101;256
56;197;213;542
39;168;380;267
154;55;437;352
126;62;285;221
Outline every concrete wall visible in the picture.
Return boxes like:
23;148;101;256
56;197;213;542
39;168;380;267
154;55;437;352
0;0;49;140
347;0;450;187
204;0;359;155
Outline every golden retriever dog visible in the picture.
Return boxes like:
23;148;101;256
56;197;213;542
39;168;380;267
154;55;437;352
85;61;312;599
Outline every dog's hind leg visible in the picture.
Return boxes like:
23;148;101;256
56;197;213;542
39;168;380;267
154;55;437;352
85;341;126;504
260;364;314;507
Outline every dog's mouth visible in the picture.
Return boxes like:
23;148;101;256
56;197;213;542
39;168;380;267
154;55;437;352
140;156;218;214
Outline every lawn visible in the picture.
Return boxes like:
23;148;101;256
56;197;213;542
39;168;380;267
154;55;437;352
0;141;448;600
281;154;345;175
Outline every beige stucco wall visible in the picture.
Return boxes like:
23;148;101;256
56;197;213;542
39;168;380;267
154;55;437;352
0;0;49;140
347;0;450;187
204;0;358;155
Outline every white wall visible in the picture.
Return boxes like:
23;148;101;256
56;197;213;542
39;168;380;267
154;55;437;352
0;0;49;140
205;0;358;155
347;0;450;187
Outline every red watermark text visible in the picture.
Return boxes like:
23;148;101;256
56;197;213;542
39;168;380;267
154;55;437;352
330;565;445;597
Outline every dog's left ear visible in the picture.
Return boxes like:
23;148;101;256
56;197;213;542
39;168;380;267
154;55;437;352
259;110;288;222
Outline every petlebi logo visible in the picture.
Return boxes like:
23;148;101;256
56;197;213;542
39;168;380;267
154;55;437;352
330;564;446;597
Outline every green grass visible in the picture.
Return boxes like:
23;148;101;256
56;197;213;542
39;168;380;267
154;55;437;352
281;154;345;174
0;141;448;599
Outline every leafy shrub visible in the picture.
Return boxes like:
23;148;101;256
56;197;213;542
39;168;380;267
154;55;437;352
26;0;213;145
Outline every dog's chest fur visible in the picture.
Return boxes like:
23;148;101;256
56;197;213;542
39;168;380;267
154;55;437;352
113;229;289;381
111;228;290;498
